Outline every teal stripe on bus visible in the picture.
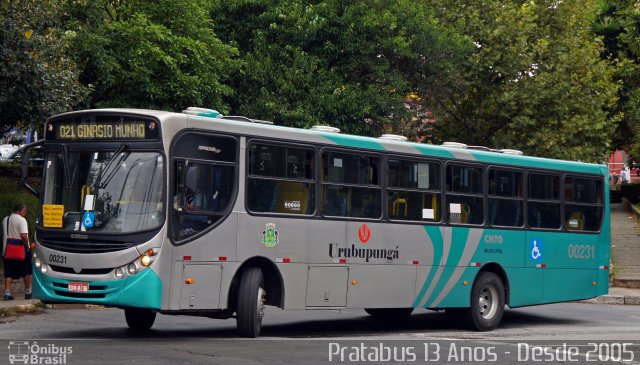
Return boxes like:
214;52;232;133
470;151;603;175
423;227;470;308
414;144;457;159
412;226;444;308
315;132;385;150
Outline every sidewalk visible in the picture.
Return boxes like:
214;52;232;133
0;271;40;313
610;200;640;287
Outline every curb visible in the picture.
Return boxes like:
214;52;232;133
581;295;640;305
0;300;43;316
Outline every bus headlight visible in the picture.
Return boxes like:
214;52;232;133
140;255;152;267
34;257;42;268
40;264;48;274
115;267;125;279
127;263;138;275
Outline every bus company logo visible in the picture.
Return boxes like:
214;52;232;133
261;223;280;247
8;341;73;364
358;224;371;244
329;243;399;263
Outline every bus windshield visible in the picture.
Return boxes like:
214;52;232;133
42;150;165;233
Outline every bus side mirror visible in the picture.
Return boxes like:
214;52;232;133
20;140;43;197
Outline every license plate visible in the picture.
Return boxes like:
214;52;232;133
68;282;89;293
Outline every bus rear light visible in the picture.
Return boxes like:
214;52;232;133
412;260;420;265
339;259;347;264
470;262;481;267
218;256;227;261
600;265;609;270
276;258;291;263
183;256;192;261
536;264;547;269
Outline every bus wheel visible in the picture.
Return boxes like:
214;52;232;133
236;267;266;338
124;308;156;331
364;308;413;319
465;272;505;331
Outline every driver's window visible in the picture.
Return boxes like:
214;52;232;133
172;133;237;241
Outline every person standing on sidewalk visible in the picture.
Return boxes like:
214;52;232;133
2;203;32;300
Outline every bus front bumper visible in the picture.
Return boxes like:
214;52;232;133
32;268;162;310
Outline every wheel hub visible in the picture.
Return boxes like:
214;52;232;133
478;285;498;319
257;287;266;319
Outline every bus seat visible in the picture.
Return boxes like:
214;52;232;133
431;194;439;221
392;197;408;217
461;203;470;224
565;211;585;230
421;193;439;221
449;203;470;223
276;182;308;214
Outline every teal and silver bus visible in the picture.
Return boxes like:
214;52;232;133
20;107;610;337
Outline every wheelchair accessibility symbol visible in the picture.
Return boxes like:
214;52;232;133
83;211;95;228
529;239;543;262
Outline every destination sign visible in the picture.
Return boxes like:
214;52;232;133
46;116;160;141
57;122;146;139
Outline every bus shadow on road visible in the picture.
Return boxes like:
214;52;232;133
42;307;588;340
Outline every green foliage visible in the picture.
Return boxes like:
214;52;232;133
0;0;89;136
422;0;620;161
591;0;640;160
66;0;238;112
210;0;463;137
0;172;40;240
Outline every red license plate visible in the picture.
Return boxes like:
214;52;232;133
68;282;89;293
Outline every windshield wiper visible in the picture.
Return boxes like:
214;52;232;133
62;144;72;188
95;144;128;189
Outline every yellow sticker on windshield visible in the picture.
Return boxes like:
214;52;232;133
43;204;64;228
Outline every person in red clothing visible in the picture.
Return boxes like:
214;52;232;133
2;203;32;300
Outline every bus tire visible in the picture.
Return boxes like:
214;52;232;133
364;308;413;319
124;308;156;331
465;272;505;331
236;267;266;338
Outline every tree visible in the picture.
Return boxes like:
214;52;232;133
65;0;238;112
592;0;640;161
0;0;88;139
210;0;464;137
421;0;620;161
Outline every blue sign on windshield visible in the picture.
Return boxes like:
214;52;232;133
83;211;95;228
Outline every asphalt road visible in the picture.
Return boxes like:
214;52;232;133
1;303;640;364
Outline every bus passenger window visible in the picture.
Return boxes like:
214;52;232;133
564;176;603;231
247;142;315;215
321;151;381;219
527;173;560;230
387;158;441;222
446;164;483;225
488;169;523;227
